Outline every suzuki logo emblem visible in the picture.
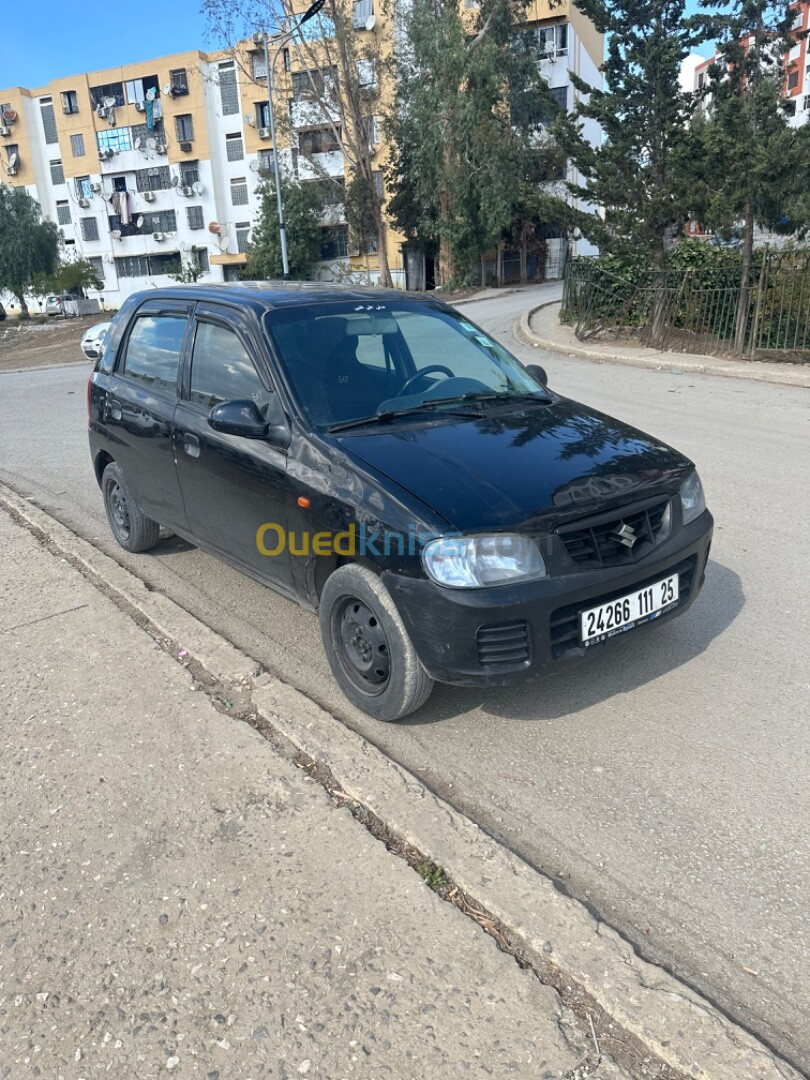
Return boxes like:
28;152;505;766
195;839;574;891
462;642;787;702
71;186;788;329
610;522;638;549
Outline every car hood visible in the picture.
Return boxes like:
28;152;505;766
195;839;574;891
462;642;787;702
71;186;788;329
334;398;691;532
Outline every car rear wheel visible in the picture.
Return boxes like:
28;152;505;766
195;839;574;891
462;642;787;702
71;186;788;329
319;564;434;721
101;462;160;553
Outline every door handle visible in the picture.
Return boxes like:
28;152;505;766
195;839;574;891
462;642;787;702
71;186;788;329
106;397;122;421
181;432;201;458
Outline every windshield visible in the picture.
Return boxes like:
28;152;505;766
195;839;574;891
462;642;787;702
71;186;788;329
263;300;546;430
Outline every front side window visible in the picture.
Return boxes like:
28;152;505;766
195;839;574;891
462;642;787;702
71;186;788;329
189;322;273;411
264;302;545;428
121;314;187;395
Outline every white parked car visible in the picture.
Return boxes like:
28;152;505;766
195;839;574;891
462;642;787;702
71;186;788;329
80;321;112;360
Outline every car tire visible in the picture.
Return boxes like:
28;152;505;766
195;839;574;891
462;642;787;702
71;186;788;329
101;462;161;553
319;564;434;721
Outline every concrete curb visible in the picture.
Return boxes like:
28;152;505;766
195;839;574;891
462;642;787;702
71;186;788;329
1;482;802;1080
515;301;810;388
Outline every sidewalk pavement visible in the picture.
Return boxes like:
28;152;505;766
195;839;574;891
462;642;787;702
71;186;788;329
518;299;810;389
0;505;614;1078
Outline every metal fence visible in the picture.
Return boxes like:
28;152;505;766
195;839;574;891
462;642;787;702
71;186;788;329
561;252;810;361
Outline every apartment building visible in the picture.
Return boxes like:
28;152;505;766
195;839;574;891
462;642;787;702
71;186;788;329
0;0;602;310
691;0;809;127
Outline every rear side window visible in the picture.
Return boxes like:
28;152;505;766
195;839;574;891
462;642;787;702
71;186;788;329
122;314;187;395
189;321;273;410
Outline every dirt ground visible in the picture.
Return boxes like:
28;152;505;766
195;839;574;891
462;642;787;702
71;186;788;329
0;315;101;373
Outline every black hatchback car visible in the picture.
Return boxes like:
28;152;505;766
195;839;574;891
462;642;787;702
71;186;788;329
88;284;713;720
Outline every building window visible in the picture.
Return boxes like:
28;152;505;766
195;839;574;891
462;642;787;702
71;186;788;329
5;143;20;172
125;75;160;105
135;166;171;192
61;90;79;115
299;126;341;155
320;224;349;259
75;175;92;200
226;133;244;161
97;128;132;154
235;221;251;253
142;210;178;233
251;52;268;81
353;0;373;28
175;114;194;142
90;82;125;109
218;62;239;114
70;133;85;158
81;217;100;241
372;169;383;200
525;23;569;60
50;159;65;185
169;69;188;94
192;247;209;272
356;59;377;91
180;160;200;186
56;201;72;225
787;69;799;91
804;94;810;111
87;256;104;282
230;177;249;206
255;101;270;128
187;205;204;230
40;99;58;144
291;68;335;101
258;149;276;174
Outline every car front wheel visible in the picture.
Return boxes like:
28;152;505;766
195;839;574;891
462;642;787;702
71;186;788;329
319;564;434;721
101;462;160;553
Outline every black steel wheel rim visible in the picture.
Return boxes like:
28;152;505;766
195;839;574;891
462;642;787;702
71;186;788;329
107;479;131;540
334;597;391;695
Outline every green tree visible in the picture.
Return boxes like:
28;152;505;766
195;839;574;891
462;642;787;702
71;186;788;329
246;177;323;279
689;0;807;350
387;0;565;286
555;0;704;342
0;186;59;318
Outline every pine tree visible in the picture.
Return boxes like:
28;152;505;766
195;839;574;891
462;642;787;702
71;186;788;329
387;0;566;286
689;0;807;351
555;0;703;342
246;178;323;279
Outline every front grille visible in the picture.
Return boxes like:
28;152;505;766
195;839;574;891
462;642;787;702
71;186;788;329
558;498;670;568
476;620;530;667
549;556;697;659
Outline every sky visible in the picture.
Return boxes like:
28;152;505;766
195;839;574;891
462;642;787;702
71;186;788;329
0;0;213;89
1;0;716;90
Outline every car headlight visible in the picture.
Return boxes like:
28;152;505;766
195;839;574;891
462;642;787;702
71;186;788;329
422;534;547;588
680;471;706;525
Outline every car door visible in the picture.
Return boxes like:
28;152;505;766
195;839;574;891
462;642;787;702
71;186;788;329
173;304;294;594
104;299;192;533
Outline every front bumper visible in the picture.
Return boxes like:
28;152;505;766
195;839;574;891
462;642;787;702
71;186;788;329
384;511;713;687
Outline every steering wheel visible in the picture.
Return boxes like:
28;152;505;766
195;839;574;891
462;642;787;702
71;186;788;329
395;365;455;398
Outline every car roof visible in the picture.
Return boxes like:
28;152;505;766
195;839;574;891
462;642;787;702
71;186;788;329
123;282;448;314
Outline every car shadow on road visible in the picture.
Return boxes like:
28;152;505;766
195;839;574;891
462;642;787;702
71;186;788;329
403;558;744;725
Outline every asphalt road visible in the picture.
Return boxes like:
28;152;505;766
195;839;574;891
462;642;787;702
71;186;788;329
1;287;808;1071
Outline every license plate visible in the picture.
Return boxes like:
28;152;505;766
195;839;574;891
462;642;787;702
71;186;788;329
580;574;679;646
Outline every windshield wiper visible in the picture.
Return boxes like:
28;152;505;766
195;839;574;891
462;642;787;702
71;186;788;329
456;391;553;405
327;399;486;433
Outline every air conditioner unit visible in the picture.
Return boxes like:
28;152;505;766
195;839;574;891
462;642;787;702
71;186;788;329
79;198;90;208
0;126;10;137
155;144;167;155
181;185;193;196
152;231;165;241
179;140;193;152
142;190;156;202
134;101;146;112
258;127;271;139
110;229;122;240
90;182;101;192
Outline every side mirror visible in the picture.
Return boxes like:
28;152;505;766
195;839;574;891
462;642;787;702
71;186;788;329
526;363;549;387
208;399;270;439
